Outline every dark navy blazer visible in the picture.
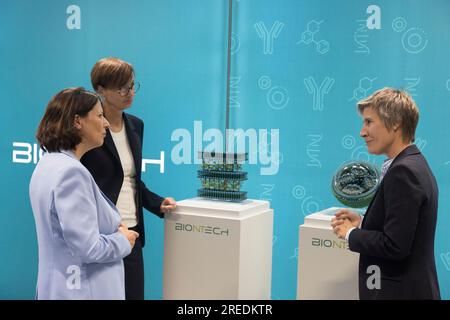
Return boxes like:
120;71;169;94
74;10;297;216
349;145;440;299
81;113;164;247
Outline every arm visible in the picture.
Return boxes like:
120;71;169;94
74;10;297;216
136;117;175;218
348;165;423;261
54;166;131;264
141;180;165;218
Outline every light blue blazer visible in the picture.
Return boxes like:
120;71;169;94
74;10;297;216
29;150;131;299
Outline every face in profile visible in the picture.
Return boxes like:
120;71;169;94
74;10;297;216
77;101;110;149
360;107;398;156
100;79;136;110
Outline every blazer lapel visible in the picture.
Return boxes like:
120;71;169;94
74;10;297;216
361;182;381;227
103;131;121;164
123;114;142;175
361;144;420;227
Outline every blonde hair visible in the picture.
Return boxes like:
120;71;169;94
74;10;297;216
357;87;419;142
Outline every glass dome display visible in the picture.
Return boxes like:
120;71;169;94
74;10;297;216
331;160;380;208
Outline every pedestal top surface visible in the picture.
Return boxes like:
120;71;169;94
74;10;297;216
303;207;342;229
172;197;271;218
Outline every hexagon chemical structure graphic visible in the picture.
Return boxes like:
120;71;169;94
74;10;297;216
297;20;329;54
349;77;377;102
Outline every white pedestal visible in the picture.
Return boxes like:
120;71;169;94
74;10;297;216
163;198;273;300
297;207;359;300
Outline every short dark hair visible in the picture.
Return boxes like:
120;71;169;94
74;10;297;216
91;57;134;91
357;87;419;143
36;87;100;152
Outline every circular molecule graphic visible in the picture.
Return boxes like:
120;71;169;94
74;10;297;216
402;28;428;54
341;135;356;150
267;86;290;110
301;196;321;216
331;161;380;208
392;17;407;33
258;76;272;90
292;185;306;200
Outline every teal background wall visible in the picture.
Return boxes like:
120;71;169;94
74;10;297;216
0;0;448;299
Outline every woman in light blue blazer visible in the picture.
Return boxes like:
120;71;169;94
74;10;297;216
29;87;139;299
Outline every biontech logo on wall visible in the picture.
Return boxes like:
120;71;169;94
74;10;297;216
12;142;164;172
12;142;43;164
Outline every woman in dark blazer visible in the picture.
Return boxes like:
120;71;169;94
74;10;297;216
81;57;176;300
331;88;440;300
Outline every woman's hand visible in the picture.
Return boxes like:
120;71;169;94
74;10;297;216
330;208;362;239
160;197;177;214
333;208;362;228
118;224;139;248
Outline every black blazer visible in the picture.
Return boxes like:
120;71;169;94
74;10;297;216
81;113;164;247
349;145;440;300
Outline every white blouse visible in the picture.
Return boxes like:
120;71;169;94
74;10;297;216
110;125;138;227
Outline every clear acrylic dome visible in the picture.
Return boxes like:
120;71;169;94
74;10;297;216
331;160;380;208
